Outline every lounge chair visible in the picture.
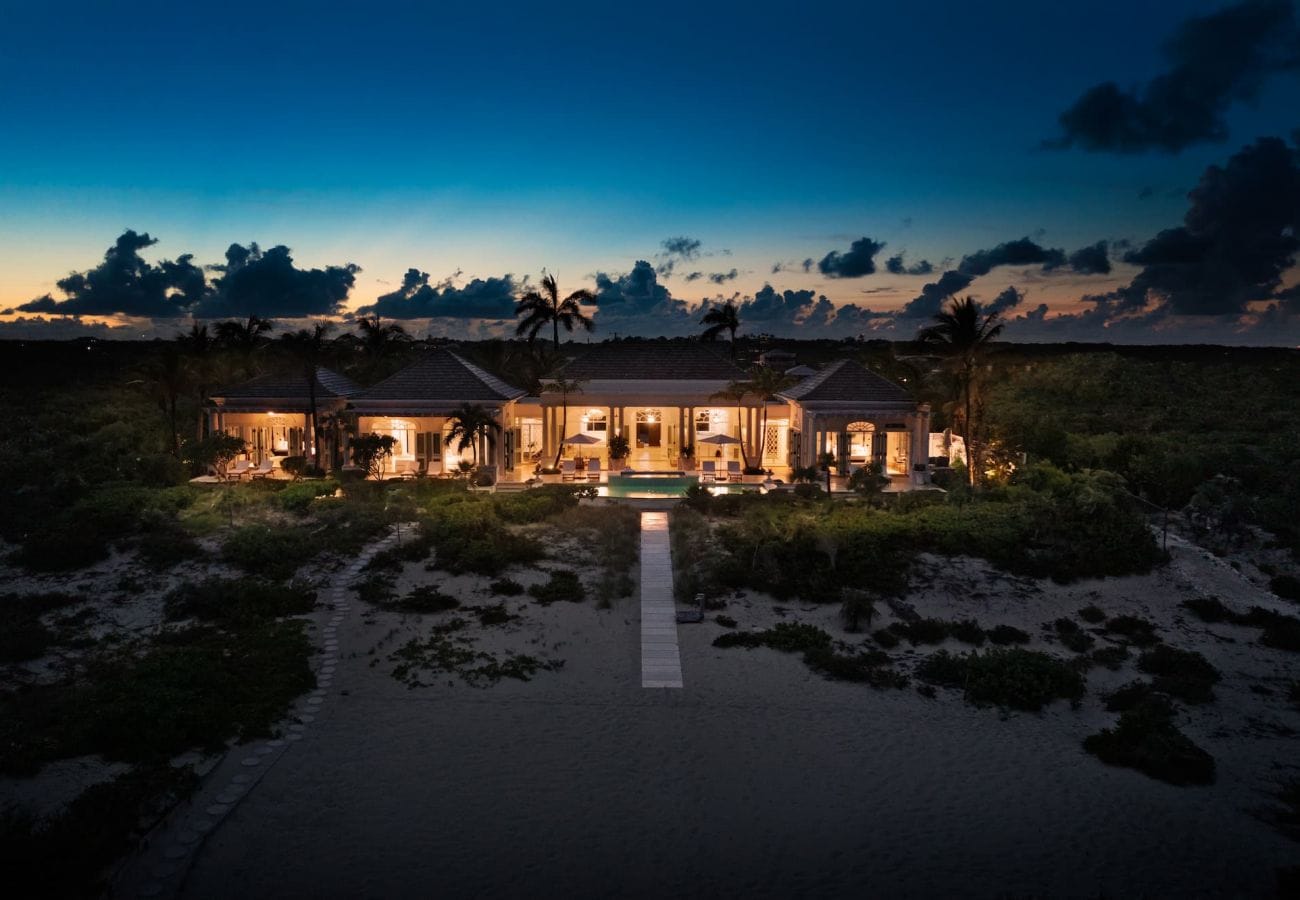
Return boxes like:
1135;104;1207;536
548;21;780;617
726;460;741;480
425;459;443;478
586;458;601;482
560;459;577;482
700;460;716;482
392;459;418;480
226;459;252;480
248;459;275;480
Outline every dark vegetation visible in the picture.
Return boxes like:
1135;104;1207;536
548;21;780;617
389;618;562;688
1179;596;1300;652
713;622;907;688
0;592;86;663
1084;695;1215;786
915;648;1085;711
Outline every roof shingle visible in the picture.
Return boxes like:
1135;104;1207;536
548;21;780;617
211;366;362;401
350;348;525;405
777;359;913;404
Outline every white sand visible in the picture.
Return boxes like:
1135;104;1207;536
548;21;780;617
158;530;1300;898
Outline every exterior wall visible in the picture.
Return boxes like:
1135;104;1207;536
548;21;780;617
215;411;312;466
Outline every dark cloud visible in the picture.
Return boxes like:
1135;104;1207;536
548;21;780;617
1067;240;1113;275
354;268;519;319
817;237;887;278
708;269;739;284
801;258;814;273
660;236;702;259
683;271;704;282
900;270;975;318
1138;186;1156;199
958;237;1067;276
1092;135;1300;315
885;253;934;276
13;230;206;318
591;260;695;333
986;286;1027;315
1049;0;1300;153
195;243;358;318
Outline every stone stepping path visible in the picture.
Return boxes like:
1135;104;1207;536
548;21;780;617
640;511;683;688
116;527;407;900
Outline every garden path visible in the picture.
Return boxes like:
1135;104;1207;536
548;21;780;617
640;511;683;688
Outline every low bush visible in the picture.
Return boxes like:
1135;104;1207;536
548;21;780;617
1181;596;1233;623
277;480;336;514
872;627;900;649
528;570;586;605
890;618;953;645
1104;679;1155;712
493;485;583;524
489;578;525;596
424;502;543;575
222;524;315;580
987;624;1031;645
839;591;877;632
1083;696;1215;785
713;622;832;652
1252;608;1300;652
352;572;397;607
470;602;516;626
1078;605;1106;624
803;645;908;687
715;615;737;628
949;619;987;646
0;621;315;775
392;585;461;613
0;591;84;663
165;578;316;625
1271;574;1300;603
1137;645;1220;704
389;625;562;688
917;648;1086;711
134;518;204;570
1052;618;1095;653
1;762;198;899
1104;615;1160;647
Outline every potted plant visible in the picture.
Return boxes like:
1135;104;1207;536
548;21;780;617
607;433;630;469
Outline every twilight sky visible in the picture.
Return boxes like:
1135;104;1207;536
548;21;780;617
1;0;1298;344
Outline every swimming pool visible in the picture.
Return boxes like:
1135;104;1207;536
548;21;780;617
599;471;756;499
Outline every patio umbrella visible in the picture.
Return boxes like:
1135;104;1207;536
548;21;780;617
697;433;741;445
562;433;603;445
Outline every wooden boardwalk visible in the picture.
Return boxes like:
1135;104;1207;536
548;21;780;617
639;511;683;688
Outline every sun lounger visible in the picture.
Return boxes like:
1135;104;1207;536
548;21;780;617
726;460;741;480
560;459;577;481
700;460;716;482
226;459;252;480
248;459;275;479
391;459;418;480
425;459;443;477
586;458;601;482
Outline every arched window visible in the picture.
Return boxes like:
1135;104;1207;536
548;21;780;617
846;421;875;459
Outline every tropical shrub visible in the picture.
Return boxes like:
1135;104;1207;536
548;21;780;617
917;648;1085;711
528;570;586;605
1084;695;1215;785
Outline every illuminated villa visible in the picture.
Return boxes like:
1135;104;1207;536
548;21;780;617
208;343;932;485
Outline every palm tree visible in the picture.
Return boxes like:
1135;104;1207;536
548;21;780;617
350;314;412;379
539;375;586;470
215;315;276;378
514;272;596;350
709;380;754;470
744;366;799;469
446;402;501;467
700;300;740;358
141;348;189;458
279;323;335;470
176;322;218;441
915;295;1005;485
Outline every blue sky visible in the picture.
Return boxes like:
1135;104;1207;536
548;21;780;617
1;0;1298;343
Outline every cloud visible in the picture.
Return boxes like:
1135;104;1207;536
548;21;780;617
11;230;206;318
195;243;359;318
957;237;1067;276
1066;240;1113;275
655;235;703;277
0;315;151;340
801;258;814;273
817;236;887;278
660;236;701;259
1049;0;1300;153
591;260;696;334
885;253;934;276
683;271;703;282
900;270;976;318
708;269;739;284
986;286;1027;315
1091;135;1300;316
354;268;519;319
